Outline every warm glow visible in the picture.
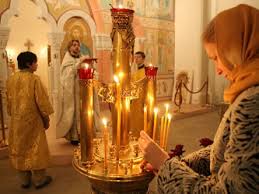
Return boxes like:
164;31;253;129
167;113;172;120
165;103;169;112
149;63;153;67
125;98;130;110
144;106;147;112
102;118;108;127
114;75;119;83
154;107;159;114
39;47;47;58
82;63;89;69
118;72;124;79
6;48;15;59
149;95;154;104
118;4;123;8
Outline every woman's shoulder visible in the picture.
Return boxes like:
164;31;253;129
232;85;259;111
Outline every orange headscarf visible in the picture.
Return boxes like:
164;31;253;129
214;4;259;103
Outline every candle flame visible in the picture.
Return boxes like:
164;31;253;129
154;107;159;114
165;103;169;110
102;118;108;127
82;63;89;69
144;106;147;112
118;4;123;8
149;63;153;67
114;75;119;83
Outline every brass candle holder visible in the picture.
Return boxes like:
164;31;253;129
72;7;154;194
144;66;158;138
78;60;95;163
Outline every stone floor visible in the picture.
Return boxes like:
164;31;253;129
0;103;221;194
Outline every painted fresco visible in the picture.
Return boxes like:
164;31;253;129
44;0;91;20
0;0;11;19
99;0;174;21
60;17;93;60
144;29;174;73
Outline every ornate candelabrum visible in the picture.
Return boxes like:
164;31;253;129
72;8;155;194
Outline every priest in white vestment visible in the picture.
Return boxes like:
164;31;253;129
56;39;100;145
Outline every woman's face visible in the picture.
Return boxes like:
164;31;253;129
204;42;232;80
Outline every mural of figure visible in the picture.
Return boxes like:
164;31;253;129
71;26;91;57
46;0;80;10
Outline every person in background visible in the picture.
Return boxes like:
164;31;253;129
6;51;54;189
57;40;86;145
57;40;100;145
130;51;147;137
138;4;259;193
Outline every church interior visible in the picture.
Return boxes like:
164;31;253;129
0;0;259;193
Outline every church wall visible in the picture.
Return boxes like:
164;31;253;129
5;0;51;88
174;0;259;104
174;0;206;104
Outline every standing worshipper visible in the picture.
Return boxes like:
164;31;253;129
6;51;54;189
138;4;259;194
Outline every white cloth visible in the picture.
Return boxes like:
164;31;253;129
56;52;80;138
56;52;101;138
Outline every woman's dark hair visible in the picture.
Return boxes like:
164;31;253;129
17;51;37;70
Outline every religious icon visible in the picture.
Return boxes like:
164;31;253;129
60;17;93;60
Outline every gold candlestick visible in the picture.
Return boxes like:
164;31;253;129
160;116;165;147
164;114;172;151
114;75;121;161
102;118;109;170
78;61;95;163
152;107;158;140
144;106;147;133
144;65;158;137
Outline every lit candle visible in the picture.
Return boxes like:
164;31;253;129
102;118;108;169
114;75;121;161
165;103;169;116
160;116;165;147
144;106;147;132
153;107;158;140
164;114;172;151
163;104;169;141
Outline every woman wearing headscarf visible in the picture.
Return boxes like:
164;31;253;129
138;4;259;193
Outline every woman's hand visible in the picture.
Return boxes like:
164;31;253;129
138;130;169;171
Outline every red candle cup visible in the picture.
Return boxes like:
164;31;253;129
145;66;158;79
78;67;94;80
111;8;134;13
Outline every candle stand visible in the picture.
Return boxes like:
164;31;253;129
73;7;155;194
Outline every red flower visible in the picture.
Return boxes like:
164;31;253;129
168;144;185;158
199;138;213;147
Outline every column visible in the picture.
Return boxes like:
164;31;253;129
47;32;65;124
93;33;112;82
0;25;10;126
